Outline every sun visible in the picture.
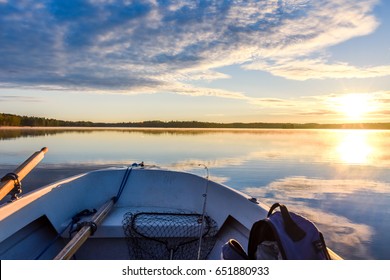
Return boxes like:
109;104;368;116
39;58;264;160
334;93;374;121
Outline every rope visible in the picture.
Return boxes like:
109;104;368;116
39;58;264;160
114;162;143;203
114;165;132;203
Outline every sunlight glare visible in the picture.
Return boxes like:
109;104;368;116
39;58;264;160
336;131;373;165
334;93;374;121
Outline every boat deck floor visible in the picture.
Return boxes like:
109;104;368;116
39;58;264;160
58;206;249;260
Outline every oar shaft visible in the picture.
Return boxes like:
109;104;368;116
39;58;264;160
0;147;48;201
54;198;115;260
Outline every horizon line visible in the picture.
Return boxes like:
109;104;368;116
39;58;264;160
1;112;390;129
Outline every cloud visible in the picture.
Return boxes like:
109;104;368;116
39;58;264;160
0;95;42;103
248;97;296;108
0;0;382;98
245;58;390;80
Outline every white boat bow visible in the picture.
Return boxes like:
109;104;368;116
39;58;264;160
0;165;269;260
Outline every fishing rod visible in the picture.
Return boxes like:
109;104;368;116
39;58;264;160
197;163;210;260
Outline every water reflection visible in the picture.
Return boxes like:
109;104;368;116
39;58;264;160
336;131;373;165
0;127;323;140
2;127;390;166
1;128;390;259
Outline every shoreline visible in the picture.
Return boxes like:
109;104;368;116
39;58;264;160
2;113;390;130
1;125;390;131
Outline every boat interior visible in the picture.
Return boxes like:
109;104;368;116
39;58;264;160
0;168;266;260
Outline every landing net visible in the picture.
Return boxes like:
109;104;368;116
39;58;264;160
123;211;218;260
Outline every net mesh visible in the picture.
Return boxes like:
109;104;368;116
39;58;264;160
123;211;218;260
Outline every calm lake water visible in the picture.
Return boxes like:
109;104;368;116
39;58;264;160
1;127;390;260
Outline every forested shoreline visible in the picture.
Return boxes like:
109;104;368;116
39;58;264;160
1;112;390;129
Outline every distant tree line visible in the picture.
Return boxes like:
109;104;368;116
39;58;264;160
1;112;390;129
0;113;98;127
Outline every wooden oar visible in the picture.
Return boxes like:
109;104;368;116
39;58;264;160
328;248;343;260
0;147;48;201
54;198;115;260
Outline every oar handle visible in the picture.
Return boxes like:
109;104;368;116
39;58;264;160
0;147;48;201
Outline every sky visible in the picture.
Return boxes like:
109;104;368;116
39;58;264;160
1;0;390;124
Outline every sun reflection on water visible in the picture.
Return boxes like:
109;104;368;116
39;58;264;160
336;131;374;165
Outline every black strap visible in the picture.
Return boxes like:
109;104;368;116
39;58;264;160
69;209;97;238
268;203;306;242
1;172;22;201
72;209;97;223
1;172;19;183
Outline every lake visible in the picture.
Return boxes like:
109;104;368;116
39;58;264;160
1;127;390;260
